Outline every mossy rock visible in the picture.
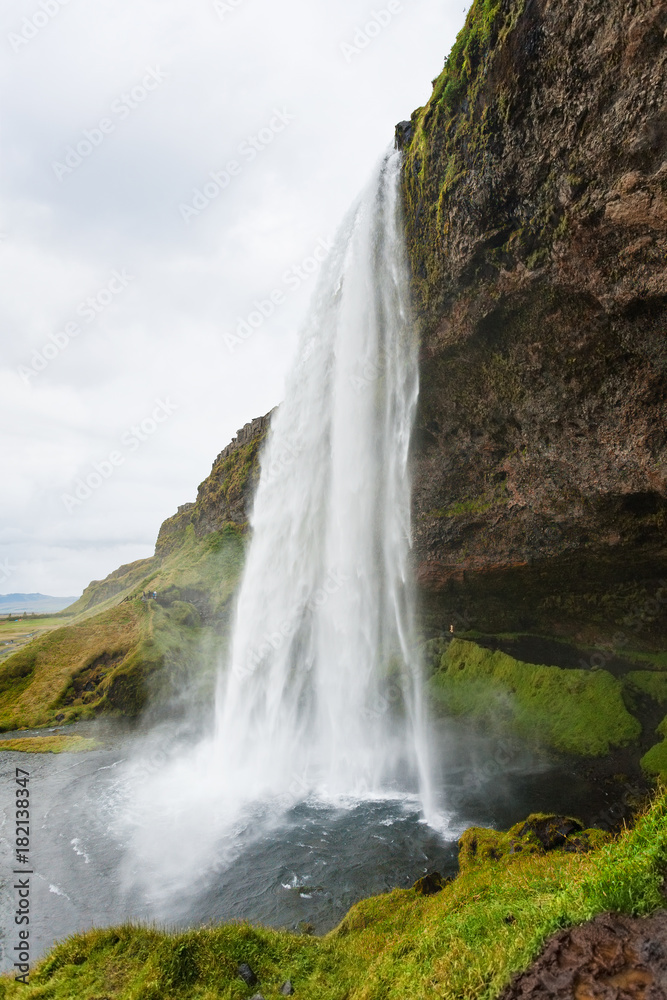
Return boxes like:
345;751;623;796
458;813;610;872
641;714;667;783
413;872;451;896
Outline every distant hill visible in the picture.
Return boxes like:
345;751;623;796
0;594;79;615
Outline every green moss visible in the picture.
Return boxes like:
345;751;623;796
625;650;667;671
641;714;667;782
642;741;667;782
0;735;99;753
458;814;610;872
429;639;641;756
2;794;667;1000
428;483;508;519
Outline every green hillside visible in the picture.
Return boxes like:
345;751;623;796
0;416;269;732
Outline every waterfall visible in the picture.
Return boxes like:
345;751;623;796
118;152;436;909
213;150;433;816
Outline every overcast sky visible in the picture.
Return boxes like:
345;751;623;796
1;0;466;598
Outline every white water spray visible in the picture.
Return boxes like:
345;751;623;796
213;150;433;815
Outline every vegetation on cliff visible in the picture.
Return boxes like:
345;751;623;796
2;792;666;999
429;639;641;756
0;417;270;731
401;0;667;647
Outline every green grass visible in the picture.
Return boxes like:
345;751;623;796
0;525;245;731
0;735;99;753
429;639;641;756
2;793;666;1000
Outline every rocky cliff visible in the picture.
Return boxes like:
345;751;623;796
399;0;667;649
155;411;272;557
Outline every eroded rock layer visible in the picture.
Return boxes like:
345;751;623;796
401;0;667;646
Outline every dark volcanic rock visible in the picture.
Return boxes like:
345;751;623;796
402;0;667;647
413;871;447;895
501;910;667;999
395;119;413;150
155;411;273;556
516;815;584;851
237;962;259;987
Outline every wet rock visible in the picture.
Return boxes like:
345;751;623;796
280;981;295;995
394;120;413;150
500;910;667;999
237;962;258;987
55;714;65;722
413;871;447;895
250;995;266;1000
516;815;584;852
402;0;667;649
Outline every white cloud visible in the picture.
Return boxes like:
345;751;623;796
0;0;464;595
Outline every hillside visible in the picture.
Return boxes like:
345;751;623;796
393;0;667;785
0;414;271;731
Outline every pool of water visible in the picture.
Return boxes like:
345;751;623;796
0;718;616;970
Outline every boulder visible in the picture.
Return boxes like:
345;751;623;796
237;962;258;987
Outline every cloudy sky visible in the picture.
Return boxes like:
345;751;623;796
1;0;466;598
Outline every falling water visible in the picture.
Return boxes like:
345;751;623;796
117;152;436;911
213;150;433;816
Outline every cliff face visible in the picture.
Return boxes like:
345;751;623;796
400;0;667;647
155;412;272;557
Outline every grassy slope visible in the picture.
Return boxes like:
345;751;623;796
0;454;250;731
2;793;666;1000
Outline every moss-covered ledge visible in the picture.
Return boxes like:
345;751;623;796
428;638;642;757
